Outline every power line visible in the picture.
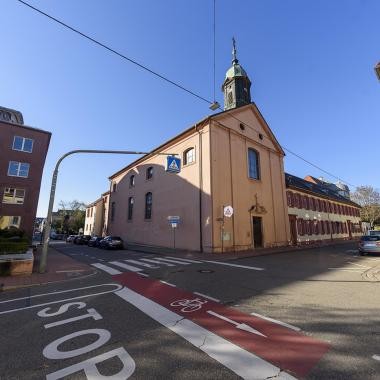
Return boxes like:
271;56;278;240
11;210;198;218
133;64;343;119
16;0;358;189
16;0;212;106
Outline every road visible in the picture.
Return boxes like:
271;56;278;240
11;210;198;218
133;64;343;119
0;242;379;379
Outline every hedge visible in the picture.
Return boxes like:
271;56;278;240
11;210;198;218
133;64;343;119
0;240;29;255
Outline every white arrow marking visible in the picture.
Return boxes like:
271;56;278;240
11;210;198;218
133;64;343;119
207;310;266;337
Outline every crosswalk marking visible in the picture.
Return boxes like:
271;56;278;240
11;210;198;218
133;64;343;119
91;263;122;275
124;259;159;269
110;261;143;272
203;260;264;271
153;257;192;265
164;256;203;264
140;258;175;266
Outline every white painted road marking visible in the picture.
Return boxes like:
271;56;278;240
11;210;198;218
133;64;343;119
91;263;122;275
0;284;123;315
110;261;143;272
165;256;203;264
140;258;175;266
160;281;176;287
373;354;380;361
115;287;296;379
153;257;192;265
124;259;159;269
250;312;301;332
207;310;267;337
203;260;265;271
194;292;220;303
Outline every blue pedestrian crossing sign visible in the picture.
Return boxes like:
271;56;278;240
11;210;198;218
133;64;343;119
166;156;181;173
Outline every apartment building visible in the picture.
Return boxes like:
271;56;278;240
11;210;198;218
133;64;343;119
0;106;51;239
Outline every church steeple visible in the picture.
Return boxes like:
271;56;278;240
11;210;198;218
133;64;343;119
222;38;252;110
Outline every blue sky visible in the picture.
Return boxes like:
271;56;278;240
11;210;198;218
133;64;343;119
1;0;379;216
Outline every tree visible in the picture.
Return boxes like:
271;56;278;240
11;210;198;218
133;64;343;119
54;200;86;234
351;186;380;228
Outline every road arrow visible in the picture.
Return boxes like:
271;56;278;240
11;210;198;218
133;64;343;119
207;310;267;337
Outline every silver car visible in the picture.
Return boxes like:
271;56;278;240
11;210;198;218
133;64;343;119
358;235;380;255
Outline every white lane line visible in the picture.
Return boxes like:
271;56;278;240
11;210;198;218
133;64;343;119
203;261;264;271
98;259;105;262
160;281;176;287
250;312;301;332
91;263;122;275
124;259;159;269
194;292;220;303
0;284;123;315
372;355;380;361
115;287;296;380
110;261;143;272
0;283;121;304
165;256;203;264
328;268;363;272
137;272;149;277
347;262;370;269
153;257;192;265
140;258;175;266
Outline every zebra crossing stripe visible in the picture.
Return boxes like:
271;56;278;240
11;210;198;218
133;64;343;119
153;257;192;265
165;256;203;264
139;258;175;266
124;259;159;269
91;263;122;275
110;261;143;272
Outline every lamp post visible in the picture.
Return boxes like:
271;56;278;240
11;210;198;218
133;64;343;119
375;62;380;81
39;149;177;273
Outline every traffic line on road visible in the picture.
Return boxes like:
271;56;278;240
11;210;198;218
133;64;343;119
110;261;143;272
372;354;380;361
159;281;176;287
164;256;203;264
203;260;264;271
114;286;296;380
152;257;192;265
91;263;122;275
113;272;330;378
139;258;176;266
250;312;301;332
124;259;159;269
194;292;220;303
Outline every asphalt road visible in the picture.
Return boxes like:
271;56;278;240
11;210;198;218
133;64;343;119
0;241;379;379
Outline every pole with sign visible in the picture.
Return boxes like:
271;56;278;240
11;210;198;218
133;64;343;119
218;205;234;253
168;216;180;249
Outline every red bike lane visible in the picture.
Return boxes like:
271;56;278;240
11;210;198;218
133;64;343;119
114;272;330;378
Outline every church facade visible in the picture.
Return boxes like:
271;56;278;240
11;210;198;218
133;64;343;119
87;43;361;253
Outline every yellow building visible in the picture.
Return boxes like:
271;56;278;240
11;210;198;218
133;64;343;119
106;45;290;253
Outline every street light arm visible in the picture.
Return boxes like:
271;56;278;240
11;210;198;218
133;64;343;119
39;149;178;273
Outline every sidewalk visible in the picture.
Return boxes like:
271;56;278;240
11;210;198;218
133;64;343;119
0;245;95;291
126;239;358;261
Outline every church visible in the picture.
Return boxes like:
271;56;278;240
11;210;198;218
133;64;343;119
103;43;290;253
85;43;362;253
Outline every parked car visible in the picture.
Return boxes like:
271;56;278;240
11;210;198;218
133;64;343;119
368;230;380;237
76;235;91;245
99;236;124;250
66;235;77;243
358;235;380;255
88;236;103;247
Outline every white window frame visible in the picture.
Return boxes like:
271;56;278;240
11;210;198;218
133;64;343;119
7;161;30;178
183;147;195;166
2;187;25;204
12;136;34;153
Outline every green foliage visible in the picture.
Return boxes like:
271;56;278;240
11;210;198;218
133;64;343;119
53;200;86;234
0;227;25;239
0;239;29;255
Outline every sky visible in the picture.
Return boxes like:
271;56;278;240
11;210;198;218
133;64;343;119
1;0;379;217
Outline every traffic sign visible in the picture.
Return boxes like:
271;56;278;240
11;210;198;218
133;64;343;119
223;205;234;218
166;156;181;173
167;216;180;222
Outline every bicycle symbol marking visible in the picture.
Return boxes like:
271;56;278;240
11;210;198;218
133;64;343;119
170;298;208;313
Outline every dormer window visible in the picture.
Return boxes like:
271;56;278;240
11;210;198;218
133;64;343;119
146;166;153;180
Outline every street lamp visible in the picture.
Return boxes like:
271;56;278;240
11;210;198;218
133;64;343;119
39;149;177;273
375;62;380;81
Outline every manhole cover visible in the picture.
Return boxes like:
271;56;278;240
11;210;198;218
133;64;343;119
198;269;215;274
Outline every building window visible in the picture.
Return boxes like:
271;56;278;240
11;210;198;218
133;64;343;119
2;188;25;204
129;175;135;187
0;216;21;229
128;197;134;220
12;136;34;153
7;161;30;178
145;192;152;219
112;183;117;192
248;148;260;180
146;167;153;180
183;148;195;165
111;202;115;221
